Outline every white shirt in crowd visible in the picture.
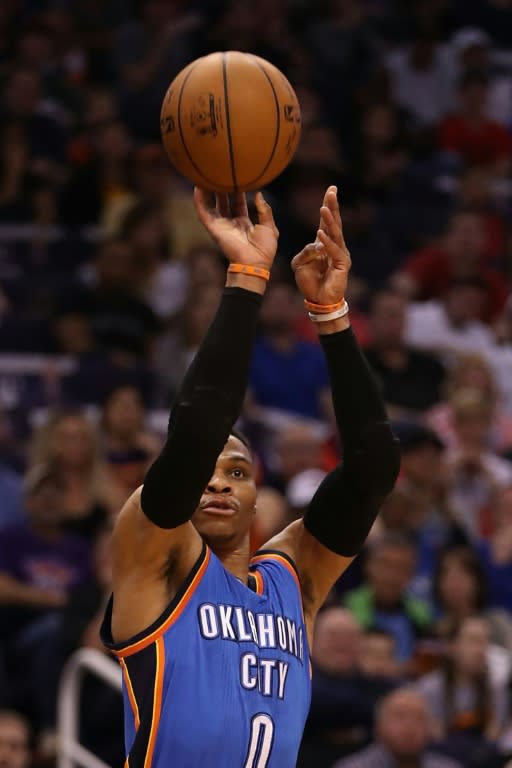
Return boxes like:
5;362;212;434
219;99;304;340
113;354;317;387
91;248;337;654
405;300;494;359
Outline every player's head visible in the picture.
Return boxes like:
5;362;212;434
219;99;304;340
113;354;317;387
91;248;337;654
192;430;257;551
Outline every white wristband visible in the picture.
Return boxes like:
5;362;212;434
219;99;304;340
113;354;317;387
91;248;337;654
308;300;349;322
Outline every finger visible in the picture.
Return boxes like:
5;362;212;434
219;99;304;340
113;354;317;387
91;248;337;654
194;187;215;228
319;205;343;246
233;190;249;219
254;192;278;234
326;186;344;242
317;228;351;270
291;243;319;272
216;193;231;218
318;186;332;230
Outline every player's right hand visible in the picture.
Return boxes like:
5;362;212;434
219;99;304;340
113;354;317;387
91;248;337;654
194;188;279;271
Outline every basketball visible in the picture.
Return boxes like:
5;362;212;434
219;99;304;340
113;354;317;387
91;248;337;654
160;51;301;193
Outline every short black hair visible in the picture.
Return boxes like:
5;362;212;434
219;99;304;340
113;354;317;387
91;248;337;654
367;531;417;558
230;427;251;452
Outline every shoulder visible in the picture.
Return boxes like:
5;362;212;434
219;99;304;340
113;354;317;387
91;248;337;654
403;594;433;624
416;670;444;697
425;755;462;768
409;348;445;374
251;549;301;589
332;745;387;768
0;466;22;492
0;521;30;543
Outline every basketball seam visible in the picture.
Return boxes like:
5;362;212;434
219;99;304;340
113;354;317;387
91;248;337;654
243;57;281;188
222;52;238;190
177;60;229;190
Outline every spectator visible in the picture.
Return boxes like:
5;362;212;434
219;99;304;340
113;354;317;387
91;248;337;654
438;71;512;171
344;533;433;665
478;490;512;617
385;28;452;126
30;410;124;538
333;688;462;768
124;144;212;259
154;283;223;405
405;277;495;362
445;388;512;540
426;353;512;457
100;385;160;495
433;546;512;657
67;237;160;361
61;118;134;226
447;26;512;127
264;423;326;494
40;522;124;767
113;0;203;141
0;463;91;729
389;422;468;604
417;616;508;765
298;607;392;768
357;628;401;680
454;165;506;264
0;711;31;768
392;211;508;323
249;279;331;422
0;461;22;531
487;297;512;418
349;102;410;204
364;289;446;416
0;66;66;169
119;201;188;320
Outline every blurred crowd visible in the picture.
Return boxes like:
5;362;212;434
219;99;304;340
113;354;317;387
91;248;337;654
0;0;512;767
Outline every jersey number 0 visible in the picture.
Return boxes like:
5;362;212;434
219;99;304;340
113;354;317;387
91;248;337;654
243;714;274;768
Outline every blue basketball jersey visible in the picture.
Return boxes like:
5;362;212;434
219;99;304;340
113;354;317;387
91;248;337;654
101;544;311;768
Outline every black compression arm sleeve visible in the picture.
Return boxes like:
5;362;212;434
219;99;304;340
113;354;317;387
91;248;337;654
304;327;400;556
141;287;262;528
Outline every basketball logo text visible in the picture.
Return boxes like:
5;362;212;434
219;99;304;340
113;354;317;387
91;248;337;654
198;602;304;699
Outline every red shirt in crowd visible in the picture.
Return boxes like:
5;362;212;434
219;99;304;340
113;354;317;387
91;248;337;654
438;116;512;166
403;245;508;322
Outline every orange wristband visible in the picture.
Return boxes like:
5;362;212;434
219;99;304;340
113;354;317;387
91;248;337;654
228;264;270;281
304;299;344;313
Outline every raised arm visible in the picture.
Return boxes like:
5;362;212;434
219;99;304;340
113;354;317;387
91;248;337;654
268;187;400;619
111;190;278;640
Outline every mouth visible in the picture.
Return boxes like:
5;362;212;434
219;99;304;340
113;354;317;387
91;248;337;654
199;499;237;516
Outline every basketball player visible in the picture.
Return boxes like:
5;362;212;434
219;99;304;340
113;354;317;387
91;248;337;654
101;186;400;767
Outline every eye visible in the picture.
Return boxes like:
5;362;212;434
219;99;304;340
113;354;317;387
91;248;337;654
231;467;245;479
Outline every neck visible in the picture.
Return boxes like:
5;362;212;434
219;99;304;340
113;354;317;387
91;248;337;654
107;433;137;451
454;668;477;684
448;601;472;619
394;756;421;768
211;539;251;584
375;344;407;368
65;466;90;483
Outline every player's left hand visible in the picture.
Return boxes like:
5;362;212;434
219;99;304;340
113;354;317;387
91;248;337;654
291;186;351;305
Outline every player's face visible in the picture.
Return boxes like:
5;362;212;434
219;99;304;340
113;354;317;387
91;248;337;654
192;435;257;548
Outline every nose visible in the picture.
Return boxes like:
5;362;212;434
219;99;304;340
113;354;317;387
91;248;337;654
206;473;231;494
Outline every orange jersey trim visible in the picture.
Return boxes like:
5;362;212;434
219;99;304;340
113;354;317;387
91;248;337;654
120;658;140;730
144;637;165;768
250;553;301;593
115;548;211;658
253;569;264;595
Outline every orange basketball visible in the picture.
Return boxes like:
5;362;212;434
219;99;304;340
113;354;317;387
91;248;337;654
160;51;301;193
